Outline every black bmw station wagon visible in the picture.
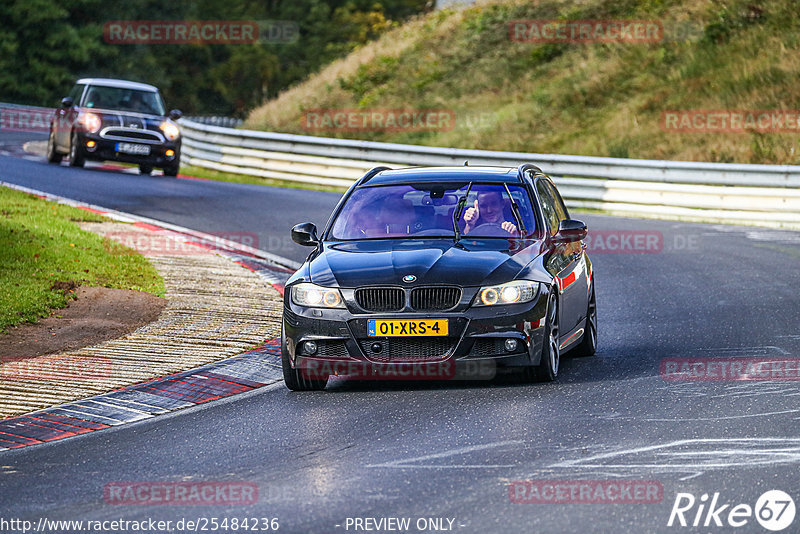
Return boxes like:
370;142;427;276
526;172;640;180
282;164;596;390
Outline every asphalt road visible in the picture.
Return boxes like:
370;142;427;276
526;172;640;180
0;132;339;265
2;133;800;533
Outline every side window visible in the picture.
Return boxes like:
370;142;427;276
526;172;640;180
68;84;84;104
544;181;570;221
536;181;559;236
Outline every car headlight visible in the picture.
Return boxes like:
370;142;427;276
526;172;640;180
81;112;102;133
291;283;344;308
474;280;539;306
160;121;180;141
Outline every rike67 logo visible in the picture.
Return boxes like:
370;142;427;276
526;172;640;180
668;490;796;531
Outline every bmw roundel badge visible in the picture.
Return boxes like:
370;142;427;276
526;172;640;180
402;274;417;283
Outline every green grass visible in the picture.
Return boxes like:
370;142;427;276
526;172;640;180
180;164;349;193
0;187;165;333
247;0;800;165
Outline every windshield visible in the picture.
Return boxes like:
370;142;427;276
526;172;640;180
81;86;166;115
329;183;536;240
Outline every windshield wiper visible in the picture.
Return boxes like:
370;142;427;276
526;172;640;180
503;183;527;237
452;181;473;246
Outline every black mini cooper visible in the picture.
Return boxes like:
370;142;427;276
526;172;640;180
46;78;182;176
282;165;597;390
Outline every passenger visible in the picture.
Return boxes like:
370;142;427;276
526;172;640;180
128;92;154;114
365;199;415;237
463;190;517;235
85;90;102;108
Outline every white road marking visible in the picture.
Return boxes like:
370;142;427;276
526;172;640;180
366;440;523;469
551;438;800;471
693;345;789;355
643;409;800;422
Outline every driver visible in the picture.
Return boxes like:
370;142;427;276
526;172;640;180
463;190;517;235
128;92;153;114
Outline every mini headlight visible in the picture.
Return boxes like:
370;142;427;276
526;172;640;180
475;280;539;306
81;112;102;133
160;121;180;140
291;283;345;308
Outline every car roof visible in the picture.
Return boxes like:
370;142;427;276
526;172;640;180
76;78;159;92
365;166;523;186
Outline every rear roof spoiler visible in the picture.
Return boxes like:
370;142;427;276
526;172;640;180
516;163;543;182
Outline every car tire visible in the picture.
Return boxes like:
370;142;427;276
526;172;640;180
162;164;179;177
536;290;560;382
571;281;597;357
46;129;62;164
281;328;328;391
139;164;153;175
68;131;85;167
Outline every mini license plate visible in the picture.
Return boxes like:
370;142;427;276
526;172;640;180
115;142;151;155
368;319;448;337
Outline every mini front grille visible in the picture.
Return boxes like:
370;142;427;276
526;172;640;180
410;287;461;311
355;287;404;312
359;337;453;362
102;129;162;142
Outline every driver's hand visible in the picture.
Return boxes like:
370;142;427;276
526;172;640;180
501;221;518;234
463;200;479;226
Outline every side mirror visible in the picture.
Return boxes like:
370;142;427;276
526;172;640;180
61;97;74;108
291;222;319;247
169;109;182;120
553;219;587;243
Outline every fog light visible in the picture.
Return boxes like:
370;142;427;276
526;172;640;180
370;342;383;353
303;341;318;355
165;149;175;159
85;140;97;151
504;338;518;352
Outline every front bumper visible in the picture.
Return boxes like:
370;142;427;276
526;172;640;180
78;132;181;167
283;285;551;373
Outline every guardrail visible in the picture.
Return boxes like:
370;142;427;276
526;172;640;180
187;116;244;129
179;119;800;229
2;100;796;229
0;102;55;133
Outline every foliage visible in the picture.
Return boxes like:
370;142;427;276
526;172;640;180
0;0;430;116
246;0;800;164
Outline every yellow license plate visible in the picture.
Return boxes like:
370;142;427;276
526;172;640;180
368;319;448;337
